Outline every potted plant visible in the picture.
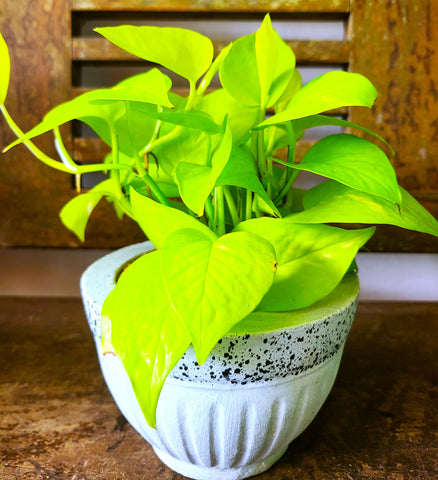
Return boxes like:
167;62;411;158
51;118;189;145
1;15;437;480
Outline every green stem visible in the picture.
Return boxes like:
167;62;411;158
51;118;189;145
223;186;240;227
205;195;215;230
1;104;74;174
245;189;253;221
124;102;169;207
214;187;226;236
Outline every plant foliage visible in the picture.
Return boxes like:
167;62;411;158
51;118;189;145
1;16;438;427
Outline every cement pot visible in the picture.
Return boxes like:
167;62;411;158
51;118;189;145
81;241;359;480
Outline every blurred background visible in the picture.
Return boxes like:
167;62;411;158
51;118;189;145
0;0;437;300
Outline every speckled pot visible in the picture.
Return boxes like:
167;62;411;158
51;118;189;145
81;241;359;480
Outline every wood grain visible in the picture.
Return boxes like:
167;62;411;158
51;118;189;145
1;1;437;251
349;0;438;251
72;38;350;64
71;0;351;13
0;298;436;479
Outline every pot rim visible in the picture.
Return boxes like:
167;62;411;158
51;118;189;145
81;241;359;336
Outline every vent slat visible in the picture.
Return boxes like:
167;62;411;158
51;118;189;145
72;38;350;64
72;0;350;14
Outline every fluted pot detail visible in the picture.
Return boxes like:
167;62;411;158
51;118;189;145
81;242;359;480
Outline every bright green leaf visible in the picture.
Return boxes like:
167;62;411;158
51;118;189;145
255;14;279;107
289;114;394;154
258;71;378;127
199;88;259;144
275;68;302;110
0;32;10;104
95;25;214;83
235;217;374;311
153;127;210;177
175;119;232;215
5;73;172;151
130;188;217;248
219;33;260;106
215;145;281;217
161;228;277;364
143;108;222;134
277;134;402;205
288;180;438;237
60;179;122;241
219;16;295;108
265;30;296;107
101;250;191;427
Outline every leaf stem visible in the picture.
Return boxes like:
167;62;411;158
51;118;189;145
245;189;253;221
214;186;226;236
223;186;240;227
1;104;74;174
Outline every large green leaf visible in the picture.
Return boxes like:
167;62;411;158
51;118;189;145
255;14;279;107
130;188;217;248
219;33;260;106
219;15;295;108
0;32;10;104
95;25;214;83
290;114;392;150
281;134;401;205
153;126;210;177
199;88;259;144
161;228;277;364
287;180;438;237
258;71;377;127
5;72;172;151
215;145;281;217
60;179;123;241
175;119;233;215
101;250;191;428
235;218;374;311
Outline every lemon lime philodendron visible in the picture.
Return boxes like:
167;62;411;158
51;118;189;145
2;15;438;427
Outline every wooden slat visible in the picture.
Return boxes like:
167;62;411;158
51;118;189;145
71;0;350;14
349;0;438;252
72;37;350;64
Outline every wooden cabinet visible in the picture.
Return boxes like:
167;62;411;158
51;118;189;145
1;0;437;250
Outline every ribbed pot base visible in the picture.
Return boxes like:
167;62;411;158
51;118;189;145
153;445;289;480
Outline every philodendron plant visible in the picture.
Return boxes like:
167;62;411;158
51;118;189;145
1;15;438;427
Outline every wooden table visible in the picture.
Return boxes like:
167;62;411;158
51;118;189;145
0;298;437;480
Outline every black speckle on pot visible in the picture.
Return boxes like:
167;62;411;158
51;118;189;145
167;298;357;386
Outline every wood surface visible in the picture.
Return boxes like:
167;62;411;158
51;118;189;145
71;0;351;13
0;297;436;479
349;0;438;251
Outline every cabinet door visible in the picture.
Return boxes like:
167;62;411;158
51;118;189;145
1;0;436;251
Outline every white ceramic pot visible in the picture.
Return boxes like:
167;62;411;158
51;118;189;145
81;242;359;480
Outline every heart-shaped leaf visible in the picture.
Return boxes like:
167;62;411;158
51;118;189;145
130;188;217;248
288;180;438;237
161;228;277;364
219;14;295;108
199;89;259;144
101;250;191;428
235;218;374;311
280;134;401;205
175;119;232;215
95;25;214;83
258;71;377;127
5;70;173;152
0;32;10;104
60;179;124;241
215;144;281;217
